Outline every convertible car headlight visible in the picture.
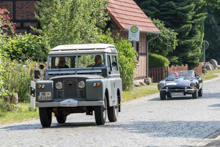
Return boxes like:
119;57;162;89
78;81;85;89
159;82;165;88
55;82;63;89
190;82;196;88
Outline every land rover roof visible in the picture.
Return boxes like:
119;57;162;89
48;44;117;55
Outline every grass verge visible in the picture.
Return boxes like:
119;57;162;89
200;69;220;81
1;70;220;124
0;103;39;124
122;83;158;102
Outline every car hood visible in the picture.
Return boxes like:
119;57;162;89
164;77;196;87
50;74;103;80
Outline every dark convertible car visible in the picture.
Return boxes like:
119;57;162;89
158;70;203;100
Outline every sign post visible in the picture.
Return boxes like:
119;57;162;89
202;40;209;75
202;40;209;63
129;25;140;50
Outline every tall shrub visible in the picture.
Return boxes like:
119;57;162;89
115;38;138;91
0;8;14;97
33;0;110;48
0;8;15;35
147;19;178;63
149;52;170;68
2;33;48;62
2;59;40;102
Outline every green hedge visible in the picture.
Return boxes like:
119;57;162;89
149;52;170;68
115;38;138;91
2;33;48;62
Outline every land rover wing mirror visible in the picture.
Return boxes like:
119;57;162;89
39;65;44;70
34;70;41;79
112;61;117;67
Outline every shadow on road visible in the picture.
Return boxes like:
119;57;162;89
149;92;220;101
0;121;97;131
103;120;220;139
51;122;96;129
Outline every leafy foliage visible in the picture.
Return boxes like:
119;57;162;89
0;8;15;35
0;8;14;97
2;33;48;62
33;0;111;48
206;0;220;8
147;19;178;58
1;59;41;102
114;38;138;91
149;53;170;68
204;6;220;63
138;0;207;69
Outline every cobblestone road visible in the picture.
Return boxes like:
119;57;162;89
1;77;220;146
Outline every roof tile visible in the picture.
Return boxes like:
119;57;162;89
106;0;160;34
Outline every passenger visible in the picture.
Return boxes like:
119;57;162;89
93;55;105;67
57;57;69;68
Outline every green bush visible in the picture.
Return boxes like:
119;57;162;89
115;38;138;91
1;59;42;102
2;33;48;62
149;52;170;68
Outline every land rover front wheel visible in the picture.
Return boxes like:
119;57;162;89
108;98;118;122
39;108;52;128
95;97;107;125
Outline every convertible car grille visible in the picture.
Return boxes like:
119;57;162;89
54;78;86;99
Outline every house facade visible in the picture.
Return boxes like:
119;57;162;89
0;0;160;79
0;0;39;34
106;0;160;79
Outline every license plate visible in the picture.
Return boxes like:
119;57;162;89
171;92;184;97
38;92;52;101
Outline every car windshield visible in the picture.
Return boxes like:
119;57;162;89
48;54;105;69
167;70;195;79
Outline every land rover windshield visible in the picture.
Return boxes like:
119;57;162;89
48;54;105;69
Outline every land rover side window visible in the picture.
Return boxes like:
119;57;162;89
48;56;75;69
107;55;111;71
78;54;105;68
112;55;118;71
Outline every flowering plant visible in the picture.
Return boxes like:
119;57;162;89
0;8;15;34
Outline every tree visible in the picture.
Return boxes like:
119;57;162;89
138;0;207;69
204;6;220;63
206;0;220;8
147;19;178;62
33;0;111;49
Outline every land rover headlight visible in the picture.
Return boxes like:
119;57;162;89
55;82;63;89
190;82;196;88
159;82;165;88
78;81;85;89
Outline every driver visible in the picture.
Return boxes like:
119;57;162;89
57;57;69;68
174;72;179;77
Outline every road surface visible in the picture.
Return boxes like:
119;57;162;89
1;76;220;146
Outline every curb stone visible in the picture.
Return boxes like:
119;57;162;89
195;129;220;146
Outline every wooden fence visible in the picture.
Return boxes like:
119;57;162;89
149;63;203;82
149;66;168;82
